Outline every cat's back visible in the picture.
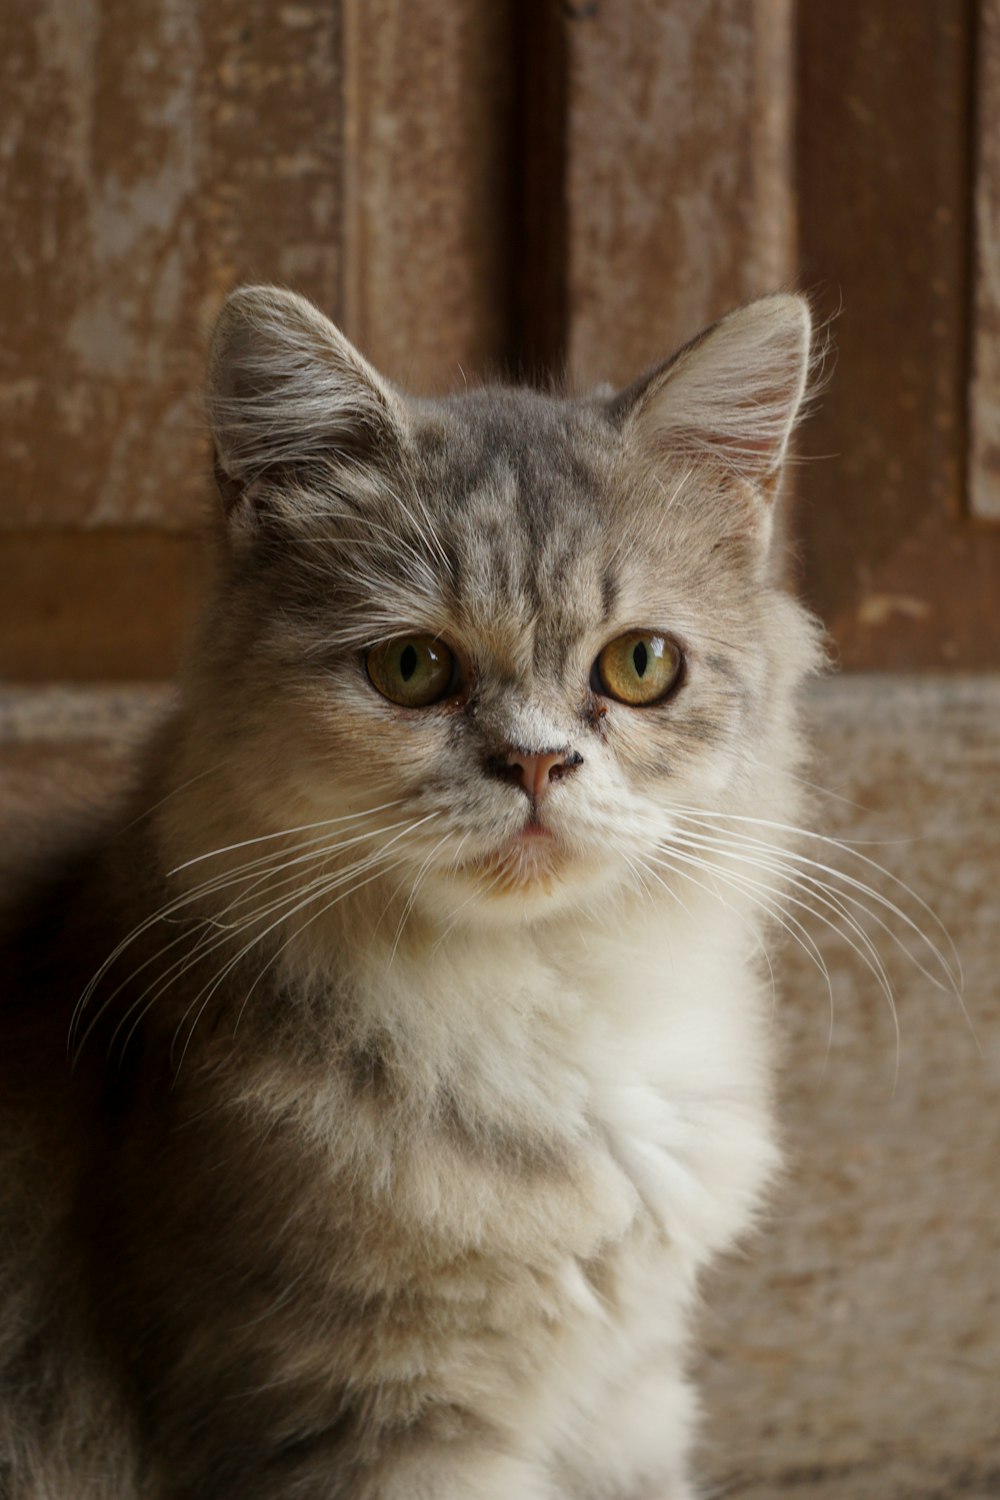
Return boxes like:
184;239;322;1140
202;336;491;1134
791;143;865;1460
0;820;133;1115
0;830;149;1497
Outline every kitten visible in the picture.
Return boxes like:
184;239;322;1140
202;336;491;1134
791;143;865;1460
0;287;821;1499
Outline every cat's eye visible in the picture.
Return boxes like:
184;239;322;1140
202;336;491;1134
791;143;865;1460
366;635;458;708
592;631;682;706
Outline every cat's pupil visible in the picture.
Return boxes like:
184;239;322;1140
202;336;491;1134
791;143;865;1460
633;641;648;677
400;644;418;681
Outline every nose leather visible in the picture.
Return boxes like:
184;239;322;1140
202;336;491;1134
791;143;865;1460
504;747;582;803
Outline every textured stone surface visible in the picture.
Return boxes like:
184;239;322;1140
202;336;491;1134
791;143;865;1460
698;675;1000;1496
0;674;997;1493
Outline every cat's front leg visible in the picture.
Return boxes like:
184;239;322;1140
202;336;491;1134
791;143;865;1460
253;1444;556;1500
230;1440;558;1500
342;1446;556;1500
552;1355;697;1500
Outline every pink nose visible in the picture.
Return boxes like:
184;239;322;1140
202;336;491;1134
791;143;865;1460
504;747;582;803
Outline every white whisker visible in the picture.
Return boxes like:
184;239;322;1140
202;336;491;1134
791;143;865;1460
167;798;405;874
71;812;417;1058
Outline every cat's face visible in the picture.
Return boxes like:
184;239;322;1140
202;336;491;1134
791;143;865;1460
187;289;818;931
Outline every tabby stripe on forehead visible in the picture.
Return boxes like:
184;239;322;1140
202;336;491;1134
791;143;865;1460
431;531;459;596
600;564;619;623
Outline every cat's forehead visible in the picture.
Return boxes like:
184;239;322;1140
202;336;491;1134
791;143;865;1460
412;387;611;515
408;388;619;658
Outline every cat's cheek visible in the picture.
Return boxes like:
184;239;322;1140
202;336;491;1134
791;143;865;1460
287;688;451;802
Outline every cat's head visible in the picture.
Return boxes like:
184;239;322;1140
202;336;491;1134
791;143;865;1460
176;287;821;934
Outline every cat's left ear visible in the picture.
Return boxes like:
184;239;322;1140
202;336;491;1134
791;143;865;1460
609;293;813;501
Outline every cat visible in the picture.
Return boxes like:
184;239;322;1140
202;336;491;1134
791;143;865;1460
0;286;823;1499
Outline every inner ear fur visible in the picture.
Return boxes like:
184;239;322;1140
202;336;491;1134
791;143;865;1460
610;294;814;496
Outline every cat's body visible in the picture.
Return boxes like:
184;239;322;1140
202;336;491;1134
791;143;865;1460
0;289;820;1499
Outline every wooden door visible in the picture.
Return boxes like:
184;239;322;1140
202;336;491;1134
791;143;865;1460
2;0;996;675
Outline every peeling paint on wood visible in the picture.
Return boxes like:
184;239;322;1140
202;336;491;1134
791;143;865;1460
561;0;795;388
341;0;513;393
2;1;999;678
0;0;344;529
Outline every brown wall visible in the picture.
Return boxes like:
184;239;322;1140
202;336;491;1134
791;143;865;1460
2;0;997;678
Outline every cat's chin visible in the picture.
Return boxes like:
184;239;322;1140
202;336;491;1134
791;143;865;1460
419;829;622;927
466;831;563;897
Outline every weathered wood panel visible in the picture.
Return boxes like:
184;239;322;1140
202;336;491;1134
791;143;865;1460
341;0;514;392
560;0;795;389
2;0;998;677
0;0;344;531
796;0;1000;668
969;0;1000;523
0;532;204;680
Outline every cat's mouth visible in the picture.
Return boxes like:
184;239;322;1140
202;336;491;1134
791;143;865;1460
463;819;562;895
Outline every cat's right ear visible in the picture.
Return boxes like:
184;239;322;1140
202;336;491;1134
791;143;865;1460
608;294;813;497
206;285;406;514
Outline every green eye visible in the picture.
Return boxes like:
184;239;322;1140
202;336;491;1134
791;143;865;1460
592;631;682;706
366;635;458;707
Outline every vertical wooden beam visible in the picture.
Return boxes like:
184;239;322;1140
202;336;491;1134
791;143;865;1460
509;0;569;381
558;0;796;390
969;0;1000;522
341;0;514;392
796;0;1000;668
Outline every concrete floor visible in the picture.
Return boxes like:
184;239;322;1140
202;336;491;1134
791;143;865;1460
0;676;997;1496
697;676;1000;1498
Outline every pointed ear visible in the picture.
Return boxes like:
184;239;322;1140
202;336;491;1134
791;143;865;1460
610;294;813;492
206;286;405;508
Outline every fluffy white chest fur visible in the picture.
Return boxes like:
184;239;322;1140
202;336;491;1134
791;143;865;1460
335;893;778;1263
258;889;779;1499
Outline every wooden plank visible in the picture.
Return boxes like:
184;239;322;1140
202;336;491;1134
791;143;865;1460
969;0;1000;522
0;0;343;531
509;1;569;379
0;533;206;680
341;0;514;392
559;0;796;390
796;0;1000;668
